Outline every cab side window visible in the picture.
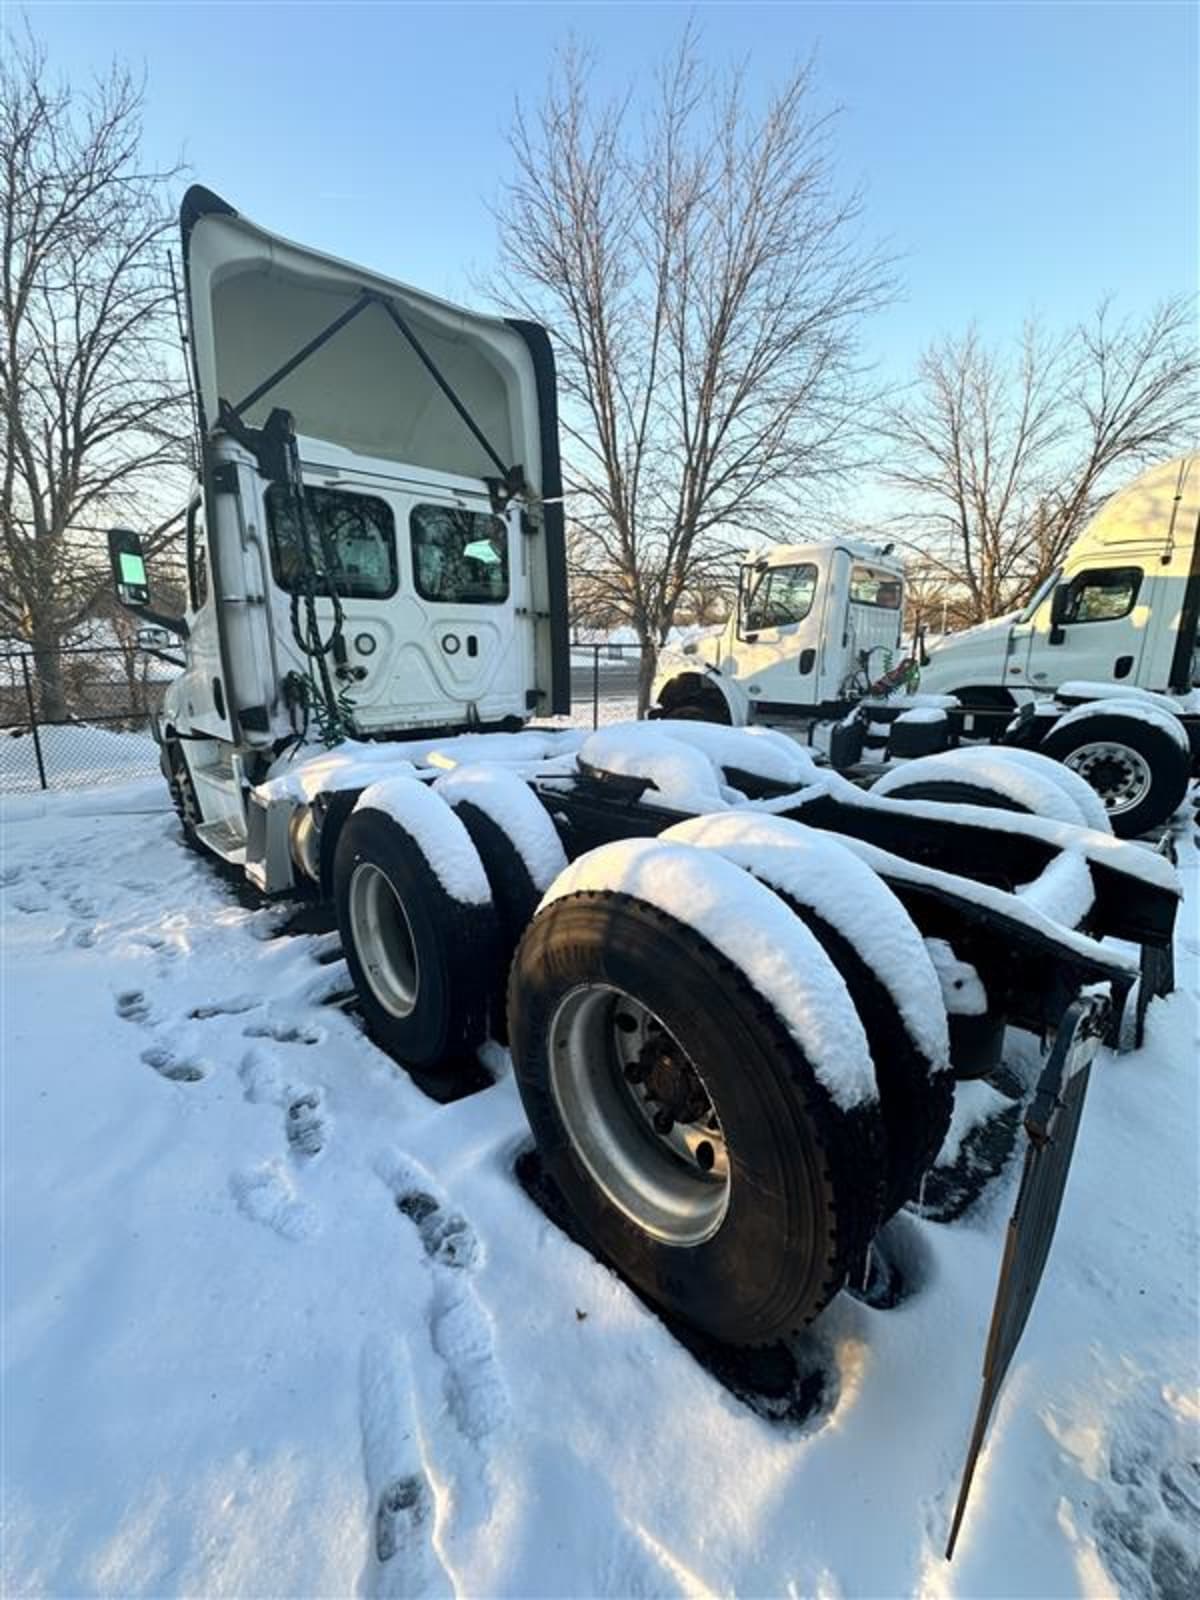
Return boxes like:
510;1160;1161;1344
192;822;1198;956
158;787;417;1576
742;563;818;633
849;565;902;609
1063;567;1142;623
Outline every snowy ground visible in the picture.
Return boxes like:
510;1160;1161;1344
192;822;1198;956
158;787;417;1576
1;779;1197;1598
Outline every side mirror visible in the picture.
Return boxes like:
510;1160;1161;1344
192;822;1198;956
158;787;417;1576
109;528;150;606
107;526;190;640
1048;582;1071;645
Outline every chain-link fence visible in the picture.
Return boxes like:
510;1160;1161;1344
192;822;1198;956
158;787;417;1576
1;646;174;795
0;638;648;796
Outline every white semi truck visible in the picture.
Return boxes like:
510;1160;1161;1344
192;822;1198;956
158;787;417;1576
652;460;1200;836
109;192;1182;1541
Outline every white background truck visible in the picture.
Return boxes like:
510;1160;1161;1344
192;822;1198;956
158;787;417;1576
108;191;1183;1538
652;458;1200;835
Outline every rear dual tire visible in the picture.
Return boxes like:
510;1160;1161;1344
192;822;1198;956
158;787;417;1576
334;807;497;1084
509;892;885;1346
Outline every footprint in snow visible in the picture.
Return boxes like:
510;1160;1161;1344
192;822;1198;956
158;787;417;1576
358;1334;453;1600
384;1163;508;1446
189;995;258;1020
141;1045;207;1084
230;1161;316;1241
115;989;152;1024
244;1018;322;1045
286;1089;327;1158
1079;1378;1199;1600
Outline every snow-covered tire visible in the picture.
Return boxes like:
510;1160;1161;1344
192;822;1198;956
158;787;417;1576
508;853;886;1345
161;740;204;852
333;788;498;1083
870;747;1089;825
663;815;953;1214
979;746;1113;833
1038;710;1191;838
434;767;568;1043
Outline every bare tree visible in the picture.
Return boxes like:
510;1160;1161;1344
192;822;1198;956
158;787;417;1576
877;299;1200;625
0;32;190;717
492;33;891;711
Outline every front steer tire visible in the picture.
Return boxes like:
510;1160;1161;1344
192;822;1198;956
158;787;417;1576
508;892;885;1346
333;806;498;1085
1039;710;1191;838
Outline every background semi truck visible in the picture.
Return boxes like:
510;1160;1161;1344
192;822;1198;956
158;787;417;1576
108;192;1182;1542
651;457;1200;835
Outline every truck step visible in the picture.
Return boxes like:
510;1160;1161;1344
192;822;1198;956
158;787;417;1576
195;817;247;866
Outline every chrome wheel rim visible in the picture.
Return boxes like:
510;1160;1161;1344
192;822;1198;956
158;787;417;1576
1062;741;1152;816
548;985;730;1246
348;862;420;1017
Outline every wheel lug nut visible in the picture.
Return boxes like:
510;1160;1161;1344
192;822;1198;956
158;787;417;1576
653;1109;674;1135
695;1141;715;1171
624;1062;647;1084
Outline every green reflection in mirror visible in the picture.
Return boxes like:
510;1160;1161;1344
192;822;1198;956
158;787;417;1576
119;551;148;586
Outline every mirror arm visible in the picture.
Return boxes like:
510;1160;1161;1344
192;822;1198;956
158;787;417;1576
120;599;190;640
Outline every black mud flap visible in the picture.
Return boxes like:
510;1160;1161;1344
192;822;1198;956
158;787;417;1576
946;990;1110;1558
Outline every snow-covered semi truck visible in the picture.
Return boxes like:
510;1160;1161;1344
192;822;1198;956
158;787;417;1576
111;196;1180;1513
652;461;1200;836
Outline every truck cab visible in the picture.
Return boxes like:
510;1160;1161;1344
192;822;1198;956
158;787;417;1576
653;539;906;724
919;456;1200;708
111;187;568;866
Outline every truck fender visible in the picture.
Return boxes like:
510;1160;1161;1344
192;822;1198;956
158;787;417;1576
652;661;749;726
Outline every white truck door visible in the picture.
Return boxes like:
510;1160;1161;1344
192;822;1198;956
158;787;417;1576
1022;564;1147;689
727;560;825;708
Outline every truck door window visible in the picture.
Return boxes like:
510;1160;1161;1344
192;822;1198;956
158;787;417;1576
1063;567;1142;623
186;498;208;610
410;505;509;603
743;563;818;633
265;485;397;598
849;565;902;609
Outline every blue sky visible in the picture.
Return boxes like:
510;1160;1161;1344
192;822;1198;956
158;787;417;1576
14;0;1198;386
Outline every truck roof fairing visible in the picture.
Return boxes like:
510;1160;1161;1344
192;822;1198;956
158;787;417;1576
179;185;556;500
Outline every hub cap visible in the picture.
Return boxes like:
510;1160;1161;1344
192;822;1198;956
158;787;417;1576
548;985;730;1246
1062;741;1152;816
348;862;420;1017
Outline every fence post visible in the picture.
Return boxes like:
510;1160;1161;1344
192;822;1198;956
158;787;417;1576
592;645;600;730
19;653;48;791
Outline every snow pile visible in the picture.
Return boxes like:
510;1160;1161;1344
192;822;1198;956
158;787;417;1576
924;938;988;1016
579;720;825;810
262;729;584;805
1016;850;1097;927
662;812;950;1071
433;764;567;892
894;706;948;725
578;725;733;812
1050;695;1192;754
539;835;878;1109
354;776;492;905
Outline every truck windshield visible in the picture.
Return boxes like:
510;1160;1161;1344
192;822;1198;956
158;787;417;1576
742;563;818;632
410;504;509;604
1017;568;1061;624
265;485;397;599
